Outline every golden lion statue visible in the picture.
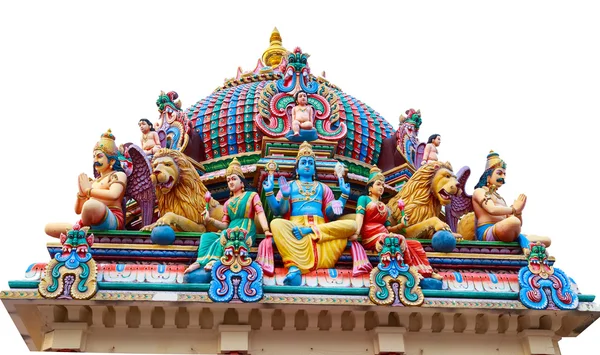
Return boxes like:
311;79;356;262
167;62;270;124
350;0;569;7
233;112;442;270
387;161;460;239
141;148;222;232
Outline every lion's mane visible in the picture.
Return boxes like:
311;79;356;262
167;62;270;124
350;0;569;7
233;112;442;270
388;161;453;226
154;148;211;223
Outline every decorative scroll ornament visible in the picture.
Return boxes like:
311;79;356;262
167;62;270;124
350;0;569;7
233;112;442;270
369;235;424;306
155;91;190;151
39;225;98;300
518;242;578;310
255;47;346;140
396;108;422;167
208;227;264;303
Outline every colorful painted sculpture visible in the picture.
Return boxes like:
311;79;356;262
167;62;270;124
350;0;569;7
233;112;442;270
39;225;98;300
354;166;440;280
263;141;357;286
518;242;578;310
139;118;161;156
288;90;317;141
387;161;461;239
141;148;222;233
421;134;441;165
256;47;347;143
45;129;128;238
207;227;264;303
396;108;423;167
467;151;553;251
155;91;190;151
369;235;424;306
184;158;271;281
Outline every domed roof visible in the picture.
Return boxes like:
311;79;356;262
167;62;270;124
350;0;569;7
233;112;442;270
185;29;394;166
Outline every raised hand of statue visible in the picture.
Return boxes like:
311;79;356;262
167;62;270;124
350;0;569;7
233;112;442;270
78;173;91;195
201;209;210;226
331;200;344;215
279;176;291;198
338;177;350;196
263;174;275;193
400;214;409;227
513;194;527;214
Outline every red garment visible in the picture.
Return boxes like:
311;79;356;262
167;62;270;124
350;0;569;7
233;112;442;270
360;198;433;277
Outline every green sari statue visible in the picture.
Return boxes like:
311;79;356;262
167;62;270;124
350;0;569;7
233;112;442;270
184;158;272;274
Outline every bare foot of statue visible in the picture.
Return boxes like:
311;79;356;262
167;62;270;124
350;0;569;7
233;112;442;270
292;226;312;240
283;266;302;286
184;262;200;274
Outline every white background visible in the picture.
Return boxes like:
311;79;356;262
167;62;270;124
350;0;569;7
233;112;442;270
0;1;598;354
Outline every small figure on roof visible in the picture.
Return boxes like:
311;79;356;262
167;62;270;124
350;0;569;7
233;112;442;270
285;91;318;142
421;134;441;165
291;91;314;136
139;118;161;156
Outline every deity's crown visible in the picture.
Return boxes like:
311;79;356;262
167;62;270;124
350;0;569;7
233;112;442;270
226;157;245;178
367;166;385;185
296;141;316;160
93;129;118;157
485;150;506;171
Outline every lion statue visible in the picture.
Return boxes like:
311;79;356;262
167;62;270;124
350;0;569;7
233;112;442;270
387;161;460;239
141;148;222;232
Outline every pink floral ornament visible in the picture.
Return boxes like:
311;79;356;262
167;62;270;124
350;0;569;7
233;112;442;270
397;199;405;211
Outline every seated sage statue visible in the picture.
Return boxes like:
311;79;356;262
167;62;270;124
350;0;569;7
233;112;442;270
472;151;550;251
45;129;127;237
263;141;357;286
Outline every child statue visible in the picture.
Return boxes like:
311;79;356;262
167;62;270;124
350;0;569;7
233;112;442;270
139;118;161;156
421;134;441;165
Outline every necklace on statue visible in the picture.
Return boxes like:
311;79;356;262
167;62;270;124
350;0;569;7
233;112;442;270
228;193;244;215
143;134;148;142
298;181;318;201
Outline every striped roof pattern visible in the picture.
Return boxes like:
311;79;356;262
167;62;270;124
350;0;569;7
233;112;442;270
187;80;394;164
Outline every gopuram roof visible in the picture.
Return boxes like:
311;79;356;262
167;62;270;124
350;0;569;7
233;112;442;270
1;29;597;355
181;27;394;165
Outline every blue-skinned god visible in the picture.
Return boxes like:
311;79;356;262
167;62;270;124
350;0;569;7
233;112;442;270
263;141;357;285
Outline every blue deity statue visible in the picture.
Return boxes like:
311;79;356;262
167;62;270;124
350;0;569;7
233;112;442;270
262;141;357;286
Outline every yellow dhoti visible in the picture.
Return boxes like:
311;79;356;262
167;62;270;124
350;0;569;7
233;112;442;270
271;215;357;274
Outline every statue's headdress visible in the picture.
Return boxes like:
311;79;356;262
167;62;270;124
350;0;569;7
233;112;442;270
367;166;385;185
93;129;118;157
296;141;316;161
226;157;245;178
485;150;506;171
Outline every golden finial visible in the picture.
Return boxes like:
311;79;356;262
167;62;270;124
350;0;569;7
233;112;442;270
262;27;288;68
226;157;245;178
